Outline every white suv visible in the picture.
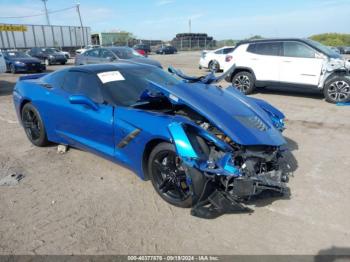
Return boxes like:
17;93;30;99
199;46;235;72
223;39;350;103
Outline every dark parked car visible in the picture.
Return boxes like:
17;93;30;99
133;44;151;54
75;46;162;68
156;46;177;55
343;47;350;54
337;47;345;54
3;51;45;74
27;47;67;65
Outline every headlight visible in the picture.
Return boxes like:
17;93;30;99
49;55;54;59
14;61;25;66
270;115;285;131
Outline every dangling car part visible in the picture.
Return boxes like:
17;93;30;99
13;62;290;218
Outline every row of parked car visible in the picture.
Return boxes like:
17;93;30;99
76;44;178;57
74;46;162;68
0;42;174;74
199;38;350;103
0;47;70;74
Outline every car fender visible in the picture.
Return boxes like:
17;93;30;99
113;107;195;179
319;58;350;89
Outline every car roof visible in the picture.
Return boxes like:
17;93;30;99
237;38;310;45
70;61;154;74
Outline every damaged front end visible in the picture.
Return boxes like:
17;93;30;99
168;122;290;219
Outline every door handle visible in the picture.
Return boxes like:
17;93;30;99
283;60;292;63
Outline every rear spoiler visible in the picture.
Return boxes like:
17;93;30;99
18;73;47;81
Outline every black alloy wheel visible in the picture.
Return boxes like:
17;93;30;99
21;103;49;146
148;143;192;207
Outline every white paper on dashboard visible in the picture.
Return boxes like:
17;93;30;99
97;71;125;83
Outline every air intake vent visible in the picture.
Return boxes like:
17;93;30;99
235;115;268;131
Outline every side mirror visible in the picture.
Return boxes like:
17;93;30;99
168;66;175;74
69;95;99;111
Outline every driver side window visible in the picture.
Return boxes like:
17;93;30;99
62;71;104;103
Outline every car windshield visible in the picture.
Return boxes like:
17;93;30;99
305;39;341;58
101;66;181;107
42;48;56;54
5;51;30;58
110;47;143;59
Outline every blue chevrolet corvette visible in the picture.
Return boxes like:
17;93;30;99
13;62;289;218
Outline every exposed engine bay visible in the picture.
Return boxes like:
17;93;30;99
171;107;289;218
134;95;290;218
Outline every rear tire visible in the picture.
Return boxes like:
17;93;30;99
323;76;350;103
60;61;66;65
232;71;255;95
208;60;220;72
21;103;49;147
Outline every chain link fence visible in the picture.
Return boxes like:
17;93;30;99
94;37;227;52
171;38;216;51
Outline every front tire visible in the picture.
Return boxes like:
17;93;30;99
232;71;255;95
148;142;194;208
323;77;350;103
21;103;49;147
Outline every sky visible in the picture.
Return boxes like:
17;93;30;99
0;0;349;40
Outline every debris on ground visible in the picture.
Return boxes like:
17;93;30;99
57;145;69;154
0;173;25;186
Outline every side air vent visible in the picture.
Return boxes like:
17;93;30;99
235;115;269;131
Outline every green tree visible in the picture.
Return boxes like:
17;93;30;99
310;33;350;46
246;35;264;40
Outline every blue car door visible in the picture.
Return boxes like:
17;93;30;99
48;70;115;157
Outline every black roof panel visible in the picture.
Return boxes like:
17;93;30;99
237;38;309;45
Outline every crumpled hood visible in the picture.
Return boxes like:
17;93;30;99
153;81;286;146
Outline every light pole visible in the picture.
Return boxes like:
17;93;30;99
76;3;85;48
42;0;50;25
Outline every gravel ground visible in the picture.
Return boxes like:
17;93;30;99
0;52;349;255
